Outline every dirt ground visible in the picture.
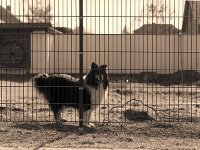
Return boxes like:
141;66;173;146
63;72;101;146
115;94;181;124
1;75;200;149
0;122;200;149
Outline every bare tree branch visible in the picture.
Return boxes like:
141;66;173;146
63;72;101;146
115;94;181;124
136;0;174;24
25;0;52;23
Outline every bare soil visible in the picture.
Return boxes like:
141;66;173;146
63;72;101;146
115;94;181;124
1;75;200;149
0;122;200;149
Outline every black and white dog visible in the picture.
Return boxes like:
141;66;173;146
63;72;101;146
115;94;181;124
33;62;108;127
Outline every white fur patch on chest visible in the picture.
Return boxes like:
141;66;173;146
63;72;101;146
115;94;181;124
87;83;105;107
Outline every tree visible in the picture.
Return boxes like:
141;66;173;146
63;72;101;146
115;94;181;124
136;0;174;24
122;25;130;34
25;0;52;23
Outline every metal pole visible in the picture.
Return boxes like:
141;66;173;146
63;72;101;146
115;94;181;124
79;0;84;127
179;32;184;83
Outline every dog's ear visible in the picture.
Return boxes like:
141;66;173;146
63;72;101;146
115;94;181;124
100;65;107;72
91;62;98;69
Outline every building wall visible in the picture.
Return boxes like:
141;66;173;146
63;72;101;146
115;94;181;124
31;31;51;73
31;33;200;74
183;1;200;35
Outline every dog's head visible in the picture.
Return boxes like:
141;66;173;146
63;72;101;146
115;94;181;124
85;62;108;89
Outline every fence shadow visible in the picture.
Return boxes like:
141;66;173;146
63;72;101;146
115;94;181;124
12;122;97;134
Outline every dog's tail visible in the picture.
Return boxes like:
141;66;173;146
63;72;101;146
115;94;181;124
33;73;50;95
33;73;79;96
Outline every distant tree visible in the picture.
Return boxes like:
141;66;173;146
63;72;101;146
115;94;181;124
122;25;130;34
25;0;52;23
73;26;81;34
136;0;174;24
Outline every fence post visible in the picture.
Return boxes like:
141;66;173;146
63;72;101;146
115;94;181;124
79;0;84;127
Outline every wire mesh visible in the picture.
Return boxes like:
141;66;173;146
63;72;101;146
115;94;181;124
0;0;200;125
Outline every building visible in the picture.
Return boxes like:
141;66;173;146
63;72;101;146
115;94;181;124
182;1;200;34
0;6;50;72
0;23;51;70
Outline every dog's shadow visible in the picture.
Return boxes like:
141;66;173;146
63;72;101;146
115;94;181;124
12;122;97;150
12;122;97;134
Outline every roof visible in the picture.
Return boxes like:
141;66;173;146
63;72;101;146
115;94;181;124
54;27;73;34
0;6;72;34
182;1;200;32
0;6;21;23
133;24;181;35
0;23;52;31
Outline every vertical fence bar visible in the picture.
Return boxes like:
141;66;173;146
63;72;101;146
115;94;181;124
79;0;84;127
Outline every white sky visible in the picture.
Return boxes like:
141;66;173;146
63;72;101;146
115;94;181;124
1;0;185;34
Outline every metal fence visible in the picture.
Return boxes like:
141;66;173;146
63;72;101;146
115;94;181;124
0;0;200;125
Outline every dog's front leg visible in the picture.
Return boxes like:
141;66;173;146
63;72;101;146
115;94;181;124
54;110;67;123
83;110;95;127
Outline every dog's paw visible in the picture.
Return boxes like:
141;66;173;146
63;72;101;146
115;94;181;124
56;118;67;124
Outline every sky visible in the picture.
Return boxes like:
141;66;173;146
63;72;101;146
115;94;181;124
1;0;185;34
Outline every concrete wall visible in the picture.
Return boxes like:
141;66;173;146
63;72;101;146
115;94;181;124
31;32;200;74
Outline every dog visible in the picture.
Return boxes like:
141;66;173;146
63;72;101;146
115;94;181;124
33;62;108;127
